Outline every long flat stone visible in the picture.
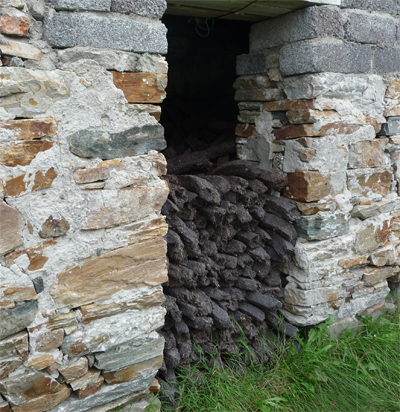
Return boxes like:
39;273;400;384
47;0;111;11
43;12;168;54
50;239;167;308
68;125;166;160
296;213;350;240
110;0;167;18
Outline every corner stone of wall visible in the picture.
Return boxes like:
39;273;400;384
235;2;400;327
0;0;168;411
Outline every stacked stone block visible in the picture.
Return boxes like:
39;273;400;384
0;1;168;411
235;3;400;326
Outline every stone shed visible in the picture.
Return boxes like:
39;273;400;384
0;0;399;411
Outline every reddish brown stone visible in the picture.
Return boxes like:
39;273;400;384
27;354;55;370
287;109;339;125
149;378;160;394
75;375;104;399
0;119;57;140
39;216;70;239
32;168;58;191
11;384;71;412
348;169;392;197
385;79;400;99
3;174;25;197
362;266;396;286
102;355;163;385
0;141;54;167
0;199;24;255
235;124;258;137
58;358;88;383
263;99;316;112
111;72;167;103
50;239;167;308
28;312;77;334
338;256;368;269
349;139;387;168
274;124;360;140
73;159;124;184
0;358;23;380
1;14;29;36
35;329;64;352
5;239;57;271
284;171;331;202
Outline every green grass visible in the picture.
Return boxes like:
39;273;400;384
161;312;400;412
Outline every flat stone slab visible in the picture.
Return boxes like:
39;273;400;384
43;12;168;54
68;125;166;160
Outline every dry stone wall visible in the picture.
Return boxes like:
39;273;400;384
0;1;168;411
236;3;400;327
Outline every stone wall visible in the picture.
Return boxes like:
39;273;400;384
0;1;169;411
235;2;400;327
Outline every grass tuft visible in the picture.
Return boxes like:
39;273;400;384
160;312;400;412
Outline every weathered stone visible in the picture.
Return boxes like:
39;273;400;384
61;306;164;356
284;171;331;202
354;221;392;254
35;329;64;352
369;243;399;267
362;267;397;286
1;14;30;37
4;168;58;198
280;40;372;77
39;216;70;239
285;282;346;307
43;12;168;54
234;88;284;102
286;109;340;125
27;354;55;370
59;358;88;383
0;397;9;412
383;116;400;136
233;75;275;90
73;159;124;184
112;72;167;104
11;385;71;412
0;358;22;380
385;79;400;99
0;266;37;309
110;0;167;18
296;213;350;241
291;199;338;215
47;0;111;11
0;300;37;340
263;99;317;112
338;256;368;269
0;141;54;168
75;375;104;400
50;239;167;308
238;302;265;322
0;200;24;256
78;290;165;324
0;39;42;60
102;355;163;385
0;370;61;405
68;125;165;160
328;317;360;339
374;48;400;74
348;139;388;169
29;312;78;334
235;124;258;138
5;239;57;272
0;332;28;364
82;187;168;230
0;119;57;140
94;333;164;372
69;369;101;391
274;123;360;140
347;168;392;197
130;104;162;121
352;198;400;220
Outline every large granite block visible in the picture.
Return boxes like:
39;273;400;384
374;47;400;73
344;10;398;45
110;0;167;18
46;0;111;11
250;6;343;51
43;12;168;54
280;39;372;76
341;0;400;15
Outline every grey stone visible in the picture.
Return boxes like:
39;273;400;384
32;277;44;294
0;300;38;340
210;302;231;330
94;334;164;372
46;0;111;11
238;302;265;323
48;374;156;412
237;54;268;75
246;292;282;311
43;12;168;54
25;0;46;18
344;10;398;45
111;0;167;18
280;39;373;76
341;0;400;15
382;117;400;136
296;213;350;241
276;320;298;338
374;47;400;73
250;6;343;52
328;317;360;339
235;278;258;291
68;125;166;159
